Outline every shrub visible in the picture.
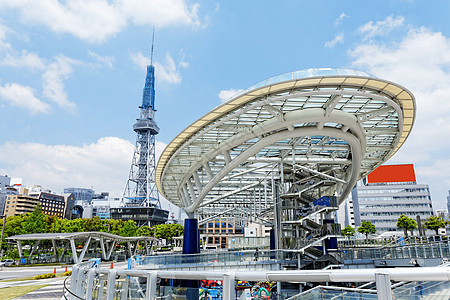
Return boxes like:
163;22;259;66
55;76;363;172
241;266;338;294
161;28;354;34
33;273;56;280
64;271;72;276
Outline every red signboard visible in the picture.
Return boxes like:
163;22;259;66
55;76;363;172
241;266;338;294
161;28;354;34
367;164;416;183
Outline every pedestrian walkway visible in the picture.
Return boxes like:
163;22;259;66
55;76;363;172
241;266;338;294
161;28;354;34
0;277;65;300
13;281;64;299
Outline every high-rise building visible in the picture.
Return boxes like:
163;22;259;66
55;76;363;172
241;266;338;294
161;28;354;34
0;175;12;215
64;187;95;205
37;192;65;218
355;164;434;232
0;175;10;189
4;194;40;217
63;193;75;219
447;190;450;215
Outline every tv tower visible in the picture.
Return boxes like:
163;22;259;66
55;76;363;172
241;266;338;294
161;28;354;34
122;32;161;208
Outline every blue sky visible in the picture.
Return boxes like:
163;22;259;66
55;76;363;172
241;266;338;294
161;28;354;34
1;0;450;212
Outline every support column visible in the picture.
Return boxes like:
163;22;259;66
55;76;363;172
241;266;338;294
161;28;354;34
85;269;96;300
182;217;200;300
17;241;23;258
146;271;157;300
182;218;200;254
78;236;92;262
52;239;57;257
223;272;236;300
100;237;107;260
376;273;393;300
106;269;117;300
70;239;78;263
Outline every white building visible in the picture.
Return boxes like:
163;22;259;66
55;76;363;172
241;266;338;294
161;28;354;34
355;164;434;233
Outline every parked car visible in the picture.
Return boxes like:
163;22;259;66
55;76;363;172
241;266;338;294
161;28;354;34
0;259;15;266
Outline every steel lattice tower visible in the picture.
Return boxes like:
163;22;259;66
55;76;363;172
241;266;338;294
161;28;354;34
122;62;161;208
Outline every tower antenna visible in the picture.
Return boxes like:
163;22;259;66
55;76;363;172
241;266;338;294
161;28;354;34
150;27;155;65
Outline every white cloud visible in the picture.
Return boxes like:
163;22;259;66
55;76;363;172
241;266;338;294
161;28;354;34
88;50;114;68
349;26;450;209
325;33;344;48
358;15;405;40
0;83;50;114
334;13;347;25
131;51;188;84
0;22;10;41
0;50;46;69
42;55;79;110
130;51;149;69
219;89;244;103
0;0;201;43
0;137;131;198
118;0;201;28
0;137;168;199
154;54;182;84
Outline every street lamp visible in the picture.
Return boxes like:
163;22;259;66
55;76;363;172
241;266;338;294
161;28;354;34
0;215;6;260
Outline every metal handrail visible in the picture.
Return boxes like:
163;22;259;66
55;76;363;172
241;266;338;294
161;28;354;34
63;275;84;300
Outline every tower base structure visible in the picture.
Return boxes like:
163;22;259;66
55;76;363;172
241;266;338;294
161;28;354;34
110;206;168;227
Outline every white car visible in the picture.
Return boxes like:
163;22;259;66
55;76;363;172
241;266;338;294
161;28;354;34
0;259;15;266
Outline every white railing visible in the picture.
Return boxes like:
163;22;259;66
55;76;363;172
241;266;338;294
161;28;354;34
65;264;450;300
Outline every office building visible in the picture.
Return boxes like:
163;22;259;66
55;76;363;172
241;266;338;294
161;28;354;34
37;192;65;218
447;190;450;215
63;193;75;219
64;187;95;205
3;194;40;217
0;175;10;188
356;164;434;232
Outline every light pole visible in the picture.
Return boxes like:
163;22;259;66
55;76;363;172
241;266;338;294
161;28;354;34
0;215;6;260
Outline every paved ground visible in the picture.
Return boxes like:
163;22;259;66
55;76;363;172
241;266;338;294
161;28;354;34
0;265;71;300
0;261;128;299
9;277;66;300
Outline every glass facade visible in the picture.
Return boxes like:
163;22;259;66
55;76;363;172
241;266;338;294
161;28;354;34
356;181;434;232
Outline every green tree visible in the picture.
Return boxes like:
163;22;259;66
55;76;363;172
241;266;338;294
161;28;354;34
358;221;377;239
152;224;184;242
4;214;28;237
137;226;152;237
108;219;123;236
341;225;355;239
84;217;103;232
49;217;65;233
396;215;417;237
22;204;47;234
62;218;84;233
119;220;138;237
424;216;447;235
46;215;58;233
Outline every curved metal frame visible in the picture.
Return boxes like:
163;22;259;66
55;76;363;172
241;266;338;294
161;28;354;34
156;69;416;219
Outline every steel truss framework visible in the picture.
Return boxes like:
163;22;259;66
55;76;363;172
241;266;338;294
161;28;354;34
156;68;416;239
8;232;159;263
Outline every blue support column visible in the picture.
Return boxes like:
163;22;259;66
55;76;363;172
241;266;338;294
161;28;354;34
182;218;200;300
182;218;200;254
270;228;275;250
324;219;338;252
